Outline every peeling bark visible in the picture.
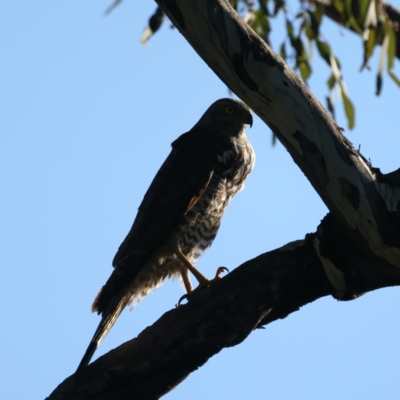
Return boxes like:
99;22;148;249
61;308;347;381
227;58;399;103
47;0;400;398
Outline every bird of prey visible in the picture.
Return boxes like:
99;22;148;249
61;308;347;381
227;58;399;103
77;98;255;371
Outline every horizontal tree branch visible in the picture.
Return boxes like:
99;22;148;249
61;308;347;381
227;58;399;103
47;213;400;399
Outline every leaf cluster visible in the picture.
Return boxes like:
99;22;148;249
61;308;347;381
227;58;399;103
236;0;399;129
107;0;399;129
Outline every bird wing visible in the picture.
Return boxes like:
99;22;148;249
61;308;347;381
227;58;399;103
113;128;218;270
77;129;222;372
93;128;223;314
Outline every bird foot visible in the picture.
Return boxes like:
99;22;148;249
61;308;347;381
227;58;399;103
176;266;229;306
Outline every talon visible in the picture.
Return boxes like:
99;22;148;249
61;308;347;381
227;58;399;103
176;293;190;307
214;266;229;279
176;266;229;307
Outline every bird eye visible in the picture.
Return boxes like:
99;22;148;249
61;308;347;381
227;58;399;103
225;106;234;114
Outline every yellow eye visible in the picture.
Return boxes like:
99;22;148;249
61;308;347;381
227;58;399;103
225;106;234;114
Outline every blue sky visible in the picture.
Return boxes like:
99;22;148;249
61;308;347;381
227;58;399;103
2;1;400;399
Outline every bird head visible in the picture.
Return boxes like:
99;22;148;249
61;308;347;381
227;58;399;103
196;98;253;134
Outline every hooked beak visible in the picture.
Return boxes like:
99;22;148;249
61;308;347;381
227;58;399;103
246;112;253;128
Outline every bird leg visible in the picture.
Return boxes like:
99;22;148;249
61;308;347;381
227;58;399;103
175;249;229;306
180;268;193;294
174;249;210;286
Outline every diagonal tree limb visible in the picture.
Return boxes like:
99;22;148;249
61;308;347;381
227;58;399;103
154;0;400;271
47;0;400;398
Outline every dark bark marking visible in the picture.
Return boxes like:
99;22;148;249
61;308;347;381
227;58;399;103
317;215;350;299
205;1;259;92
249;39;283;69
316;214;385;301
232;53;258;91
207;1;229;52
283;81;289;86
340;178;360;209
331;134;358;167
293;130;328;193
293;130;325;163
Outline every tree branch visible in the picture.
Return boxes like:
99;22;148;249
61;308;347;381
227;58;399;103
47;0;400;397
154;0;400;269
47;213;400;399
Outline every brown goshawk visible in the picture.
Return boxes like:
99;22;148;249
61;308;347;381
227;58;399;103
77;98;255;371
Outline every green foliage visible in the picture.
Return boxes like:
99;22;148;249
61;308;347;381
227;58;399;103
106;0;399;129
377;19;400;95
237;0;398;130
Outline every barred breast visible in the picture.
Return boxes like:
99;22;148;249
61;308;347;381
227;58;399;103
180;130;255;261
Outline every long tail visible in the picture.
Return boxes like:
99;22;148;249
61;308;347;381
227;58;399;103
76;291;131;373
